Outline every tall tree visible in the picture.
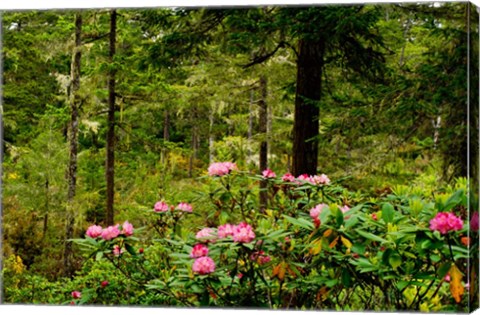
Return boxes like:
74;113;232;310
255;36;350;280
63;12;82;277
258;75;268;212
106;9;117;226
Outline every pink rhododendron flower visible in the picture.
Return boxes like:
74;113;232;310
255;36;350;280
176;202;193;213
192;256;216;275
71;291;81;299
101;225;121;241
262;168;276;179
217;223;235;239
429;212;463;234
208;162;237;176
310;203;327;219
250;251;271;265
113;245;124;256
444;274;451;282
312;174;331;185
282;172;296;182
85;225;103;238
154;201;169;212
232;222;256;243
471;212;479;232
196;228;216;242
340;205;350;213
122;221;134;236
190;244;209;258
297;174;314;184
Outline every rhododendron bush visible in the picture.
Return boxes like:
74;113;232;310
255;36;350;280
65;163;476;311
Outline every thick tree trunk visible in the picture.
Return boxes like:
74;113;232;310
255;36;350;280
64;13;82;277
292;39;325;176
106;10;117;226
259;75;268;213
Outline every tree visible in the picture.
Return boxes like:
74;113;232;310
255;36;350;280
63;12;82;277
106;9;117;226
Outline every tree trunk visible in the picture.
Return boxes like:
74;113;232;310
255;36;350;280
259;75;268;213
209;111;215;164
292;39;325;176
63;12;82;277
189;126;198;178
163;109;170;141
247;88;254;162
106;9;117;226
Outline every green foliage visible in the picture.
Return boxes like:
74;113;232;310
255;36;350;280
2;3;477;312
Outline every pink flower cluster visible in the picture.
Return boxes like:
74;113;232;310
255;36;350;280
189;243;215;275
154;201;169;212
113;245;124;256
262;168;276;179
297;174;330;185
85;221;134;240
192;256;216;275
429;212;463;234
310;203;327;219
281;173;294;182
280;172;331;186
340;205;350;213
176;202;193;213
217;223;235;238
310;204;327;228
232;222;256;243
250;250;271;265
196;222;256;243
190;244;209;258
71;291;81;299
196;228;216;242
208;162;237;176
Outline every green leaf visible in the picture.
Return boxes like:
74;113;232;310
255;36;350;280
335;208;344;226
319;207;331;225
125;243;137;256
443;189;465;211
382;202;394;223
356;229;388;244
389;253;402;269
344;215;359;229
95;251;104;261
351;243;366;254
381;248;393;266
282;215;314;231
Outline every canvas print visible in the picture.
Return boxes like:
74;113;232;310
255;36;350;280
0;1;479;312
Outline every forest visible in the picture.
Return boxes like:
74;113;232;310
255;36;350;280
1;2;479;312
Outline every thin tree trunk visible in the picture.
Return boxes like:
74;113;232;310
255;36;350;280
106;9;117;226
64;12;82;277
292;39;324;176
163;110;170;141
189;126;197;178
247;88;254;162
259;75;268;213
43;179;49;239
209;111;215;164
